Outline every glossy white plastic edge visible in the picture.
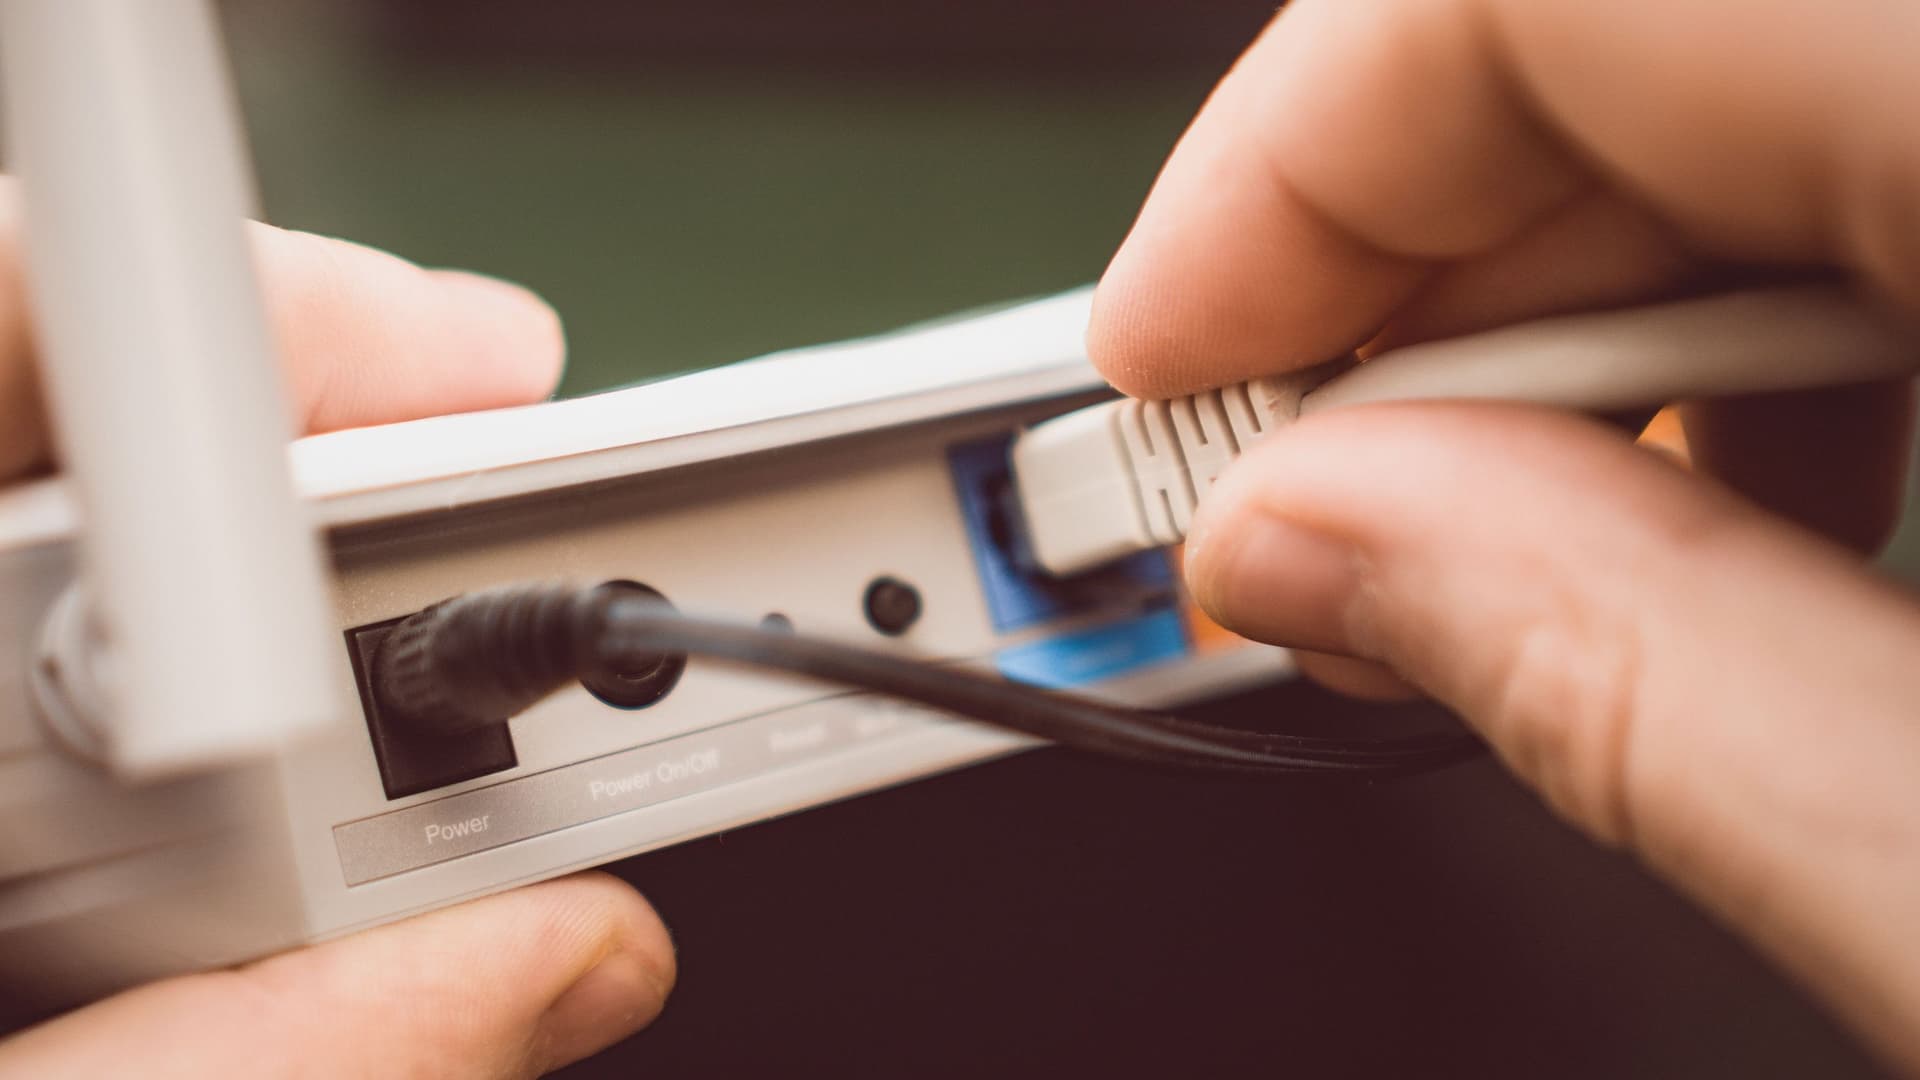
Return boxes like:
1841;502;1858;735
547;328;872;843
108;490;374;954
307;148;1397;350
0;288;1098;547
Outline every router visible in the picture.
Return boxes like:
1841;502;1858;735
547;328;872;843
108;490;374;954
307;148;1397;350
7;0;1915;1025
0;282;1291;1014
0;4;1289;1015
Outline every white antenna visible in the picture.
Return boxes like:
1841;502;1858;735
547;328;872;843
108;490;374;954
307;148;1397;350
0;0;338;777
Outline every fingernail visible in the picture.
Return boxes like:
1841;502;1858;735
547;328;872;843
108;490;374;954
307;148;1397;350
1189;508;1363;654
536;946;674;1071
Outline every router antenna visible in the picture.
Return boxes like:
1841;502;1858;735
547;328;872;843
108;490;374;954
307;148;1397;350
0;0;338;776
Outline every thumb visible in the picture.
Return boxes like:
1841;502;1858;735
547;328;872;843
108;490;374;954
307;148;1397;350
1186;402;1920;1069
0;872;674;1078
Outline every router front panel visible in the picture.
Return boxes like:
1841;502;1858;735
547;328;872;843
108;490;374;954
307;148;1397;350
0;298;1293;1010
290;399;1289;939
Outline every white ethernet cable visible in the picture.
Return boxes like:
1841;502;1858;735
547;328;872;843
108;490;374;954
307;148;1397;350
1012;284;1920;577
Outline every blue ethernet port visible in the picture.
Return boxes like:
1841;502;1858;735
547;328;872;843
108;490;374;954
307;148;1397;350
947;434;1176;633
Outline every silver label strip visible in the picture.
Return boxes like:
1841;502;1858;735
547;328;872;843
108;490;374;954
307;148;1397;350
334;695;942;885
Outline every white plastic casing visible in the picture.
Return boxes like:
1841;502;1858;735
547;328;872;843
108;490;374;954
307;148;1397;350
1007;404;1155;573
0;289;1296;1015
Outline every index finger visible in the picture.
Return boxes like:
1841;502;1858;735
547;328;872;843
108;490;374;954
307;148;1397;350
1089;0;1920;398
0;206;565;482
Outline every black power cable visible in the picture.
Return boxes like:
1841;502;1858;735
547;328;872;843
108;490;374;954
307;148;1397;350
374;582;1484;780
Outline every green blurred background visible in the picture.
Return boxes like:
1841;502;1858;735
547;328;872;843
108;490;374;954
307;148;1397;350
228;1;1227;396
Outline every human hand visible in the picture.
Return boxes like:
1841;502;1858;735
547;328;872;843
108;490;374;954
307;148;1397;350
1088;0;1920;1070
0;198;675;1076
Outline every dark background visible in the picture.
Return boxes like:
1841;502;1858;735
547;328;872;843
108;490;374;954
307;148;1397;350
225;2;1908;1074
562;683;1889;1078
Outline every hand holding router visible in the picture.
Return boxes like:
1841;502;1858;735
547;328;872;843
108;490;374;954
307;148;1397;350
1014;284;1920;577
6;0;1920;1075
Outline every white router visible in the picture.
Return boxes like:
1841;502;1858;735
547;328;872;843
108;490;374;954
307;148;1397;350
7;0;1915;1023
0;0;1288;1015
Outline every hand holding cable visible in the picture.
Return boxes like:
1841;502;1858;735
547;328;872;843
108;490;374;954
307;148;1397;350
1083;0;1920;1071
1015;285;1920;576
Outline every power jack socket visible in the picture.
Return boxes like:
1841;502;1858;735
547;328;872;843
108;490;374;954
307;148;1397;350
347;618;517;800
581;580;687;710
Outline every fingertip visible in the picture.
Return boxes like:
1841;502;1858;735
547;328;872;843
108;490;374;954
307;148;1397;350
548;870;678;1000
1184;445;1369;656
533;942;670;1073
525;873;676;1072
512;870;677;1016
425;269;568;404
1086;267;1191;401
252;224;568;433
1291;649;1421;702
1087;190;1425;400
262;870;675;1076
